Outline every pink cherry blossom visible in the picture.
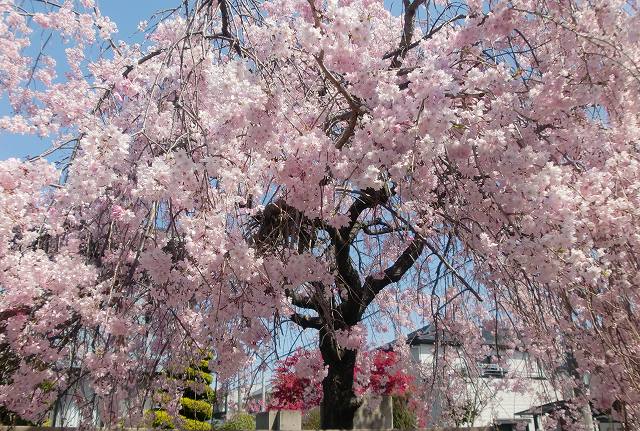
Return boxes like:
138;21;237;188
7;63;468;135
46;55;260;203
0;0;639;429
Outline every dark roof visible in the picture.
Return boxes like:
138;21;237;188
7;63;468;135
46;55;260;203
406;324;511;347
406;324;458;346
516;400;570;416
516;400;612;419
480;327;511;348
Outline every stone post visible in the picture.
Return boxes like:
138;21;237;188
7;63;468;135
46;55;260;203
256;410;302;430
352;395;393;430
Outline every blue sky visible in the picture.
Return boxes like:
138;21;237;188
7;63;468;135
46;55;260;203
0;1;176;161
0;0;410;161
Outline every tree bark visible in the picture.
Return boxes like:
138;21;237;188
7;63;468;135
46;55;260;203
320;347;360;429
275;188;424;428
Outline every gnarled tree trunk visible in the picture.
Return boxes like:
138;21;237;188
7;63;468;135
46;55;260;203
262;190;425;428
319;331;360;429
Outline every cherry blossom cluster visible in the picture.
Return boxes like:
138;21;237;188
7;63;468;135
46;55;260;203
0;0;638;428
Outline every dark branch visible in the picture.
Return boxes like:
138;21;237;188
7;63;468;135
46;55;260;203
388;0;428;68
331;188;392;299
336;238;424;325
219;0;242;56
364;238;425;301
379;202;484;302
334;110;359;150
384;14;466;61
0;305;32;322
362;220;406;236
291;312;323;330
423;240;483;302
123;49;164;78
338;188;391;241
285;287;318;311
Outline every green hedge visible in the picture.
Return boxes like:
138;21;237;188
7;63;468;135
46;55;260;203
186;367;213;386
183;381;216;402
218;412;256;431
180;397;213;421
181;416;213;431
151;409;174;429
150;410;212;431
153;354;215;431
392;396;417;430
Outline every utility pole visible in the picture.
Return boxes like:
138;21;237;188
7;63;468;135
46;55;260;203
237;373;242;411
261;368;266;411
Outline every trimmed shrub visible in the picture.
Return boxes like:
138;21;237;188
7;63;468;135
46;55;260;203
184;381;216;402
180;397;214;421
218;412;256;431
186;367;214;386
152;354;215;431
151;409;175;429
150;410;213;431
182;416;213;431
392;396;417;430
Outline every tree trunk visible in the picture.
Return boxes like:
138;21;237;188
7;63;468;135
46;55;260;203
320;344;360;429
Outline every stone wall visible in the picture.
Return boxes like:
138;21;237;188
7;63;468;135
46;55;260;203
352;396;393;430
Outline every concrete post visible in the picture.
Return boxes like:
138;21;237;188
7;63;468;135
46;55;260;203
256;410;301;430
256;411;278;430
352;395;393;430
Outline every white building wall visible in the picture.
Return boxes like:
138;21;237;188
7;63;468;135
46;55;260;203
50;377;155;427
51;377;97;427
52;396;82;427
411;344;563;429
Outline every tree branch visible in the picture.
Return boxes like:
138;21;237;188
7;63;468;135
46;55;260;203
285;287;318;311
123;49;164;78
291;312;323;330
364;238;425;300
379;202;484;302
331;188;392;300
423;239;483;302
362;219;407;235
387;0;428;67
384;14;466;61
0;305;32;322
219;0;242;56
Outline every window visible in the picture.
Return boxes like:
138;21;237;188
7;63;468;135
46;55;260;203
524;354;546;379
479;356;507;378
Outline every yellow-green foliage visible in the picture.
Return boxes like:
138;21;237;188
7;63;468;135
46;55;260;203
218;412;256;431
151;410;174;429
180;397;213;421
153;354;215;431
183;380;216;403
392;396;417;430
181;416;212;431
150;410;212;431
186;368;213;386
